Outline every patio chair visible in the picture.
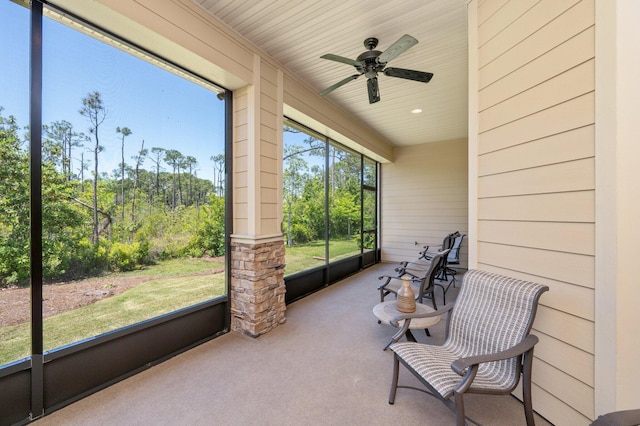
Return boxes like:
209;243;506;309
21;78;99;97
389;243;433;277
447;233;465;265
395;233;456;281
387;269;548;426
423;231;460;304
438;233;466;300
378;249;450;309
395;231;460;277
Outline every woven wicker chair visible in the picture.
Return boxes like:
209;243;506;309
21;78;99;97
387;269;548;426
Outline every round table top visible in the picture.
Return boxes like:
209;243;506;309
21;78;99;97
373;300;440;329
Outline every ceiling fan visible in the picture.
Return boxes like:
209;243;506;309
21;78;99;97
318;34;434;104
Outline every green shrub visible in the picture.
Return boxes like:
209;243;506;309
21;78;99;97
187;196;225;257
107;241;147;272
290;223;314;244
0;243;30;287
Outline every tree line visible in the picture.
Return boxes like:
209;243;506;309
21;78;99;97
283;127;376;249
0;92;225;288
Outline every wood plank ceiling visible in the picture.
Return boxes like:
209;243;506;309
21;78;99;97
193;0;469;147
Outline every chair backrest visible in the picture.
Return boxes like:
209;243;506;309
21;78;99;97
441;232;458;251
445;270;548;388
447;233;465;264
414;249;450;301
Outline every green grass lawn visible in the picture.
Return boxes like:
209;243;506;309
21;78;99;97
284;238;360;275
0;258;225;365
1;241;364;365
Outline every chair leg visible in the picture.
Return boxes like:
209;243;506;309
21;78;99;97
454;392;467;426
428;289;438;310
522;350;536;426
435;283;448;306
389;355;400;404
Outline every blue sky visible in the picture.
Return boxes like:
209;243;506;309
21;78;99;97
1;1;225;182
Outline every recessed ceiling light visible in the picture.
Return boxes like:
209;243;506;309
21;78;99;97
411;108;422;114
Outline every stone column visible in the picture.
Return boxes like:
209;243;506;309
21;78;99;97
230;240;286;337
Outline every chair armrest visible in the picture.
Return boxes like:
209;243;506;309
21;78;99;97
377;275;403;290
404;260;430;270
451;335;540;376
389;302;455;327
378;274;418;283
393;261;409;273
418;244;430;253
378;274;399;283
378;274;402;281
422;248;444;260
396;259;431;272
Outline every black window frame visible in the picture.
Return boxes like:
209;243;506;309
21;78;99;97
283;117;380;303
0;2;232;423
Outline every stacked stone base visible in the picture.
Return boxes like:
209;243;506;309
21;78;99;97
230;239;286;337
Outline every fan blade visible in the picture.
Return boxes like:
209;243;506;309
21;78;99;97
367;77;380;104
319;74;361;96
320;54;362;67
377;34;418;64
384;67;433;83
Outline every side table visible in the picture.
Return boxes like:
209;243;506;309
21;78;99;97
373;300;440;350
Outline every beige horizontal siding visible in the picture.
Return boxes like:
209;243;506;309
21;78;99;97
516;383;592;425
473;0;596;421
535;331;594;388
479;125;594;176
478;0;539;47
479;92;594;154
534;357;594;419
535;306;594;353
478;158;595;198
478;191;594;222
479;26;594;111
381;139;468;264
479;59;594;133
479;0;582;68
234;86;250;234
479;0;594;89
477;0;510;26
478;220;594;255
477;242;594;288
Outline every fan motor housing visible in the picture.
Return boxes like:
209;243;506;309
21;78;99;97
356;50;382;63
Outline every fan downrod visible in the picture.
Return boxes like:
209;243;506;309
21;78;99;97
363;37;379;50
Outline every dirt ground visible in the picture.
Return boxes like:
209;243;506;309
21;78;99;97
0;275;149;327
0;258;225;328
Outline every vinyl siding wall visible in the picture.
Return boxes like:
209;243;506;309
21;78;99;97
472;0;595;424
381;139;468;267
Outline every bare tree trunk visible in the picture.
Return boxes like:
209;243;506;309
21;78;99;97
79;152;85;192
93;143;99;245
287;201;292;247
131;140;145;222
177;166;183;206
121;141;125;221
